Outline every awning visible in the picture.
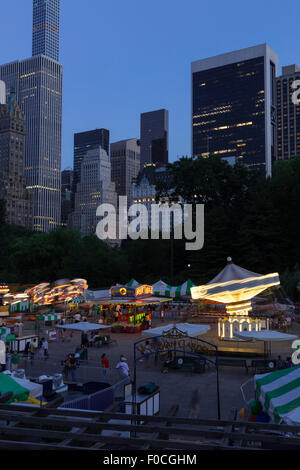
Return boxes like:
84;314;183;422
55;322;111;332
142;323;211;337
255;366;300;424
37;314;61;321
93;297;172;306
153;280;195;298
234;330;298;342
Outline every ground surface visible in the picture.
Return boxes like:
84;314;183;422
13;316;300;420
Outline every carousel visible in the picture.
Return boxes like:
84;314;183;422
191;258;280;340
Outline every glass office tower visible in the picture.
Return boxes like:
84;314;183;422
32;0;60;61
191;44;278;176
140;109;169;168
277;65;300;160
73;129;110;186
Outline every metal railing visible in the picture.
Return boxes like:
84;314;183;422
59;377;130;412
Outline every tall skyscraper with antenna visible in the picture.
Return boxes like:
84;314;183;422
0;0;62;232
32;0;60;61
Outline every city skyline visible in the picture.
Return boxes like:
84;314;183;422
1;0;299;170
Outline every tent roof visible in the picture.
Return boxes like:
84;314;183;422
126;279;141;288
234;330;298;342
55;322;111;332
208;258;260;284
142;323;210;337
255;366;300;424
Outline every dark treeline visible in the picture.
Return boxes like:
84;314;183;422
0;155;299;299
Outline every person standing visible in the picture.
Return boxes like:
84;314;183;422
101;353;110;381
116;355;130;380
41;337;49;359
143;341;152;368
11;351;19;372
29;340;35;365
69;354;78;382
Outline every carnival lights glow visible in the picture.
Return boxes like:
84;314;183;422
26;279;88;305
191;258;281;339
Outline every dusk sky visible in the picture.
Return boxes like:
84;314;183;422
1;0;299;169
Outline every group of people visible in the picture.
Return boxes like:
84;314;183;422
276;355;294;369
100;354;130;382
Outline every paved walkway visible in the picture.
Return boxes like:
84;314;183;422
12;317;300;420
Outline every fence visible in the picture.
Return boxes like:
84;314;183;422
59;377;130;412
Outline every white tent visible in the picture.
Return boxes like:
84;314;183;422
152;280;168;296
234;330;298;355
234;330;298;342
55;322;111;332
142;323;210;337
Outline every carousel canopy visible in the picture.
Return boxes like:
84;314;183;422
142;323;210;337
255;366;300;424
191;257;280;304
234;330;298;342
55;322;111;332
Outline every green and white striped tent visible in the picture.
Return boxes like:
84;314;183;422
152;279;195;299
37;314;61;321
126;279;141;288
255;366;300;425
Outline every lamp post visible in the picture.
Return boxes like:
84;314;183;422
207;136;212;155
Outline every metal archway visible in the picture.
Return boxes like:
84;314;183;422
133;325;221;419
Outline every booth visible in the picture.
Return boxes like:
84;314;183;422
94;284;172;333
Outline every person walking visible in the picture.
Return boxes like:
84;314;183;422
188;389;200;419
116;355;130;380
101;353;110;381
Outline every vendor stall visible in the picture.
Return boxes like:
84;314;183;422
94;284;172;333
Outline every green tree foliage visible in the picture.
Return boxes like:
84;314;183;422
0;156;299;298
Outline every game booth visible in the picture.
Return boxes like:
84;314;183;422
94;284;172;333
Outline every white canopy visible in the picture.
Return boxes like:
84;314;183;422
234;330;298;342
142;323;210;337
55;322;111;332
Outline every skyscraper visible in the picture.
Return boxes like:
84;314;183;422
73;129;110;186
0;87;33;229
0;0;63;232
110;138;141;205
140;109;169;168
32;0;60;61
191;44;278;176
61;167;74;228
277;65;300;160
70;147;117;237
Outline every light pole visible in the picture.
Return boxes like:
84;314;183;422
207;136;212;155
